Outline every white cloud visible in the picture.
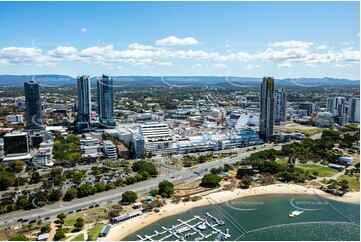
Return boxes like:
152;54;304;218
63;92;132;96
316;45;327;50
128;43;153;50
244;64;261;70
278;62;292;68
193;64;202;68
0;38;359;68
117;66;123;69
47;46;78;59
156;36;200;46
332;63;352;68
214;63;226;68
268;40;313;48
80;28;87;33
155;61;172;66
341;41;352;46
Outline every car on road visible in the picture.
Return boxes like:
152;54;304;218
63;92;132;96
44;217;50;220
67;211;74;214
75;209;82;212
16;218;23;222
21;219;28;223
28;220;36;224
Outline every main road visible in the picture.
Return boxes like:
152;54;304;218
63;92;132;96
0;131;324;229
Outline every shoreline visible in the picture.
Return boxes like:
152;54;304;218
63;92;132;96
106;184;360;241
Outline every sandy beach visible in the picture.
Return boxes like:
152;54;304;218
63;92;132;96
106;184;360;241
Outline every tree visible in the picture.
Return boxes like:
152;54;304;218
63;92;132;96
41;225;51;233
321;129;341;142
183;160;193;167
16;195;29;209
108;209;120;219
0;170;15;190
338;180;349;190
64;188;78;201
313;171;319;176
201;174;221;188
77;183;96;197
240;176;252;188
106;182;115;190
54;228;66;241
132;160;158;176
236;168;254;179
72;171;85;185
95;182;106;193
279;171;294;182
74;217;84;230
198;155;207;164
115;178;124;187
29;171;41;184
149;189;159;197
32;191;49;207
139;171;149;180
57;213;66;220
125;176;136;185
158;180;174;198
49;189;63;202
9;235;30;241
210;168;218;174
9;160;26;173
121;191;138;204
224;164;233;172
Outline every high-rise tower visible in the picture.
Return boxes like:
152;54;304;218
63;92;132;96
97;75;115;127
24;81;42;129
259;77;275;142
77;75;91;123
275;88;286;124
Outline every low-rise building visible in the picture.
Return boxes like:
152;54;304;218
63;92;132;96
103;140;117;159
139;123;176;156
80;134;101;158
6;114;23;124
314;112;334;127
32;146;54;167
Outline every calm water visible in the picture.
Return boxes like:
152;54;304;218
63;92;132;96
122;194;360;241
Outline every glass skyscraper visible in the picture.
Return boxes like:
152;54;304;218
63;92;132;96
259;77;275;142
77;75;91;123
24;81;42;129
275;88;286;124
97;75;115;127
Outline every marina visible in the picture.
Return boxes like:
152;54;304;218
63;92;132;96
122;194;359;241
136;213;231;241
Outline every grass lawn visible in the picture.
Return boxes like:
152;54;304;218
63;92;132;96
176;180;202;189
295;164;339;177
71;233;85;241
276;157;288;165
337;175;360;191
64;205;111;227
87;224;104;241
275;126;325;136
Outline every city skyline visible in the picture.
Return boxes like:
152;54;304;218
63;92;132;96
0;1;359;79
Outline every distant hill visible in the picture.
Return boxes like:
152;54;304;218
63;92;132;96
0;75;358;87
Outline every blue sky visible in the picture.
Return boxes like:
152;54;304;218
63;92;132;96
0;1;359;79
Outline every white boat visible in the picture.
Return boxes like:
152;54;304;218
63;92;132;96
289;210;304;217
198;222;207;230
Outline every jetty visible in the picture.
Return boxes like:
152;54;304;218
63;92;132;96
136;213;231;241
